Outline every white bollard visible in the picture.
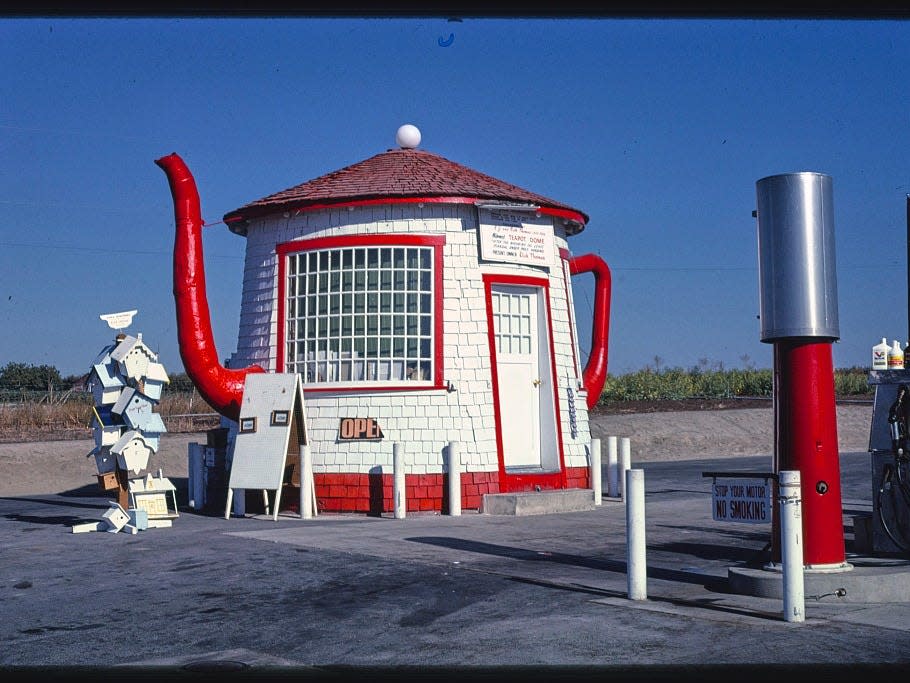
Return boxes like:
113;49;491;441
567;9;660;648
779;470;805;623
447;441;462;516
619;437;631;500
299;443;313;520
607;435;619;497
626;468;647;600
590;438;602;505
393;442;406;519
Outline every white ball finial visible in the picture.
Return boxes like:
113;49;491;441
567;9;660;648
396;124;421;149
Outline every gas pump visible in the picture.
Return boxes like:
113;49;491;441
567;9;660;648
887;384;907;456
868;372;910;555
755;172;849;570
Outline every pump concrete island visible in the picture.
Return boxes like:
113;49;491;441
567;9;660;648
726;172;910;605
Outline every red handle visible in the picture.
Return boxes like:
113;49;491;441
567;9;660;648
569;253;611;409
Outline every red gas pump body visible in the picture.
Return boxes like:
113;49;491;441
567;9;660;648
770;340;846;565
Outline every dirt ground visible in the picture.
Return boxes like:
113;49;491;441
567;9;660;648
0;402;874;497
588;401;872;462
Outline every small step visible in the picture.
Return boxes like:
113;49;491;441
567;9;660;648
480;488;596;516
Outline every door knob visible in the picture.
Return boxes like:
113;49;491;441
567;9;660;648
532;378;541;387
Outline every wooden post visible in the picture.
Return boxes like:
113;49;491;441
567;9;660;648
115;465;129;509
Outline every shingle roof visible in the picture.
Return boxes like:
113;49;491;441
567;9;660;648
222;147;588;234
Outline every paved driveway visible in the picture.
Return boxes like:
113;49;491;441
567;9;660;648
1;450;908;679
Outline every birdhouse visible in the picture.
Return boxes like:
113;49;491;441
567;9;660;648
111;388;167;448
111;430;153;474
110;333;156;382
112;387;152;428
137;412;167;452
128;472;178;519
92;422;123;449
102;503;130;533
88;359;126;406
142;361;170;401
128;507;149;530
89;445;117;474
91;403;123;447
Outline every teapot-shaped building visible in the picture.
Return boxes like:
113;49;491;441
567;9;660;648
157;126;611;513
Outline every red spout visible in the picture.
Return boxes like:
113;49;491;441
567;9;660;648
569;253;611;409
155;153;264;421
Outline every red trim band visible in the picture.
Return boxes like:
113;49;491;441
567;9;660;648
227;196;587;232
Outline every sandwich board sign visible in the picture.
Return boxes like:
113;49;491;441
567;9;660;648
225;373;314;521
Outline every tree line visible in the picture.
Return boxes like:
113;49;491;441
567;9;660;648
0;360;873;400
0;362;196;392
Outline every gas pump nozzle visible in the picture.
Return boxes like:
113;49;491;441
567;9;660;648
888;384;910;459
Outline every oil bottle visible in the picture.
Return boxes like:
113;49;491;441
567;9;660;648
873;337;890;370
888;339;904;370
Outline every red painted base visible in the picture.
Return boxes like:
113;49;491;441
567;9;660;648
268;466;592;515
771;340;846;566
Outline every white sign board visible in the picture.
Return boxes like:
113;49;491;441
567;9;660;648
99;309;138;330
711;478;771;524
478;208;554;267
226;373;309;520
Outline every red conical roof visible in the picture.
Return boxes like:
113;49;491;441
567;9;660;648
223;147;587;234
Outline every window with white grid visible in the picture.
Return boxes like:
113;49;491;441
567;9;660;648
284;245;435;386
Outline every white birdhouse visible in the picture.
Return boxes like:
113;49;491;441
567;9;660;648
89;361;126;407
112;387;152;428
102;503;130;533
128;472;179;519
110;334;156;382
142;361;170;401
111;430;153;474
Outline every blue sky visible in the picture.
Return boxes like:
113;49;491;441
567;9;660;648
2;16;909;378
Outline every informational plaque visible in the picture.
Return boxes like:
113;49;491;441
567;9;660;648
478;208;554;267
711;478;771;524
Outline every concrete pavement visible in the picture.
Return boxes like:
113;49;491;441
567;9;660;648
1;450;909;679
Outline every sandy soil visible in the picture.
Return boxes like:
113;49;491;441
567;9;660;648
0;433;206;498
589;404;872;462
0;405;873;497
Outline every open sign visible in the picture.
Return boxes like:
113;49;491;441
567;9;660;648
338;417;384;441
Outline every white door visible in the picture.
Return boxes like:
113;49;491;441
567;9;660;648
491;285;554;469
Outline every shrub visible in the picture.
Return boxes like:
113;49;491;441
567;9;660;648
834;366;872;396
597;365;869;404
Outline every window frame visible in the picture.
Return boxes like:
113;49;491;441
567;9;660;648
276;233;446;393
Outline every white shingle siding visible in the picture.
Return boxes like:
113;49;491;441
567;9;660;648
228;202;593;479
